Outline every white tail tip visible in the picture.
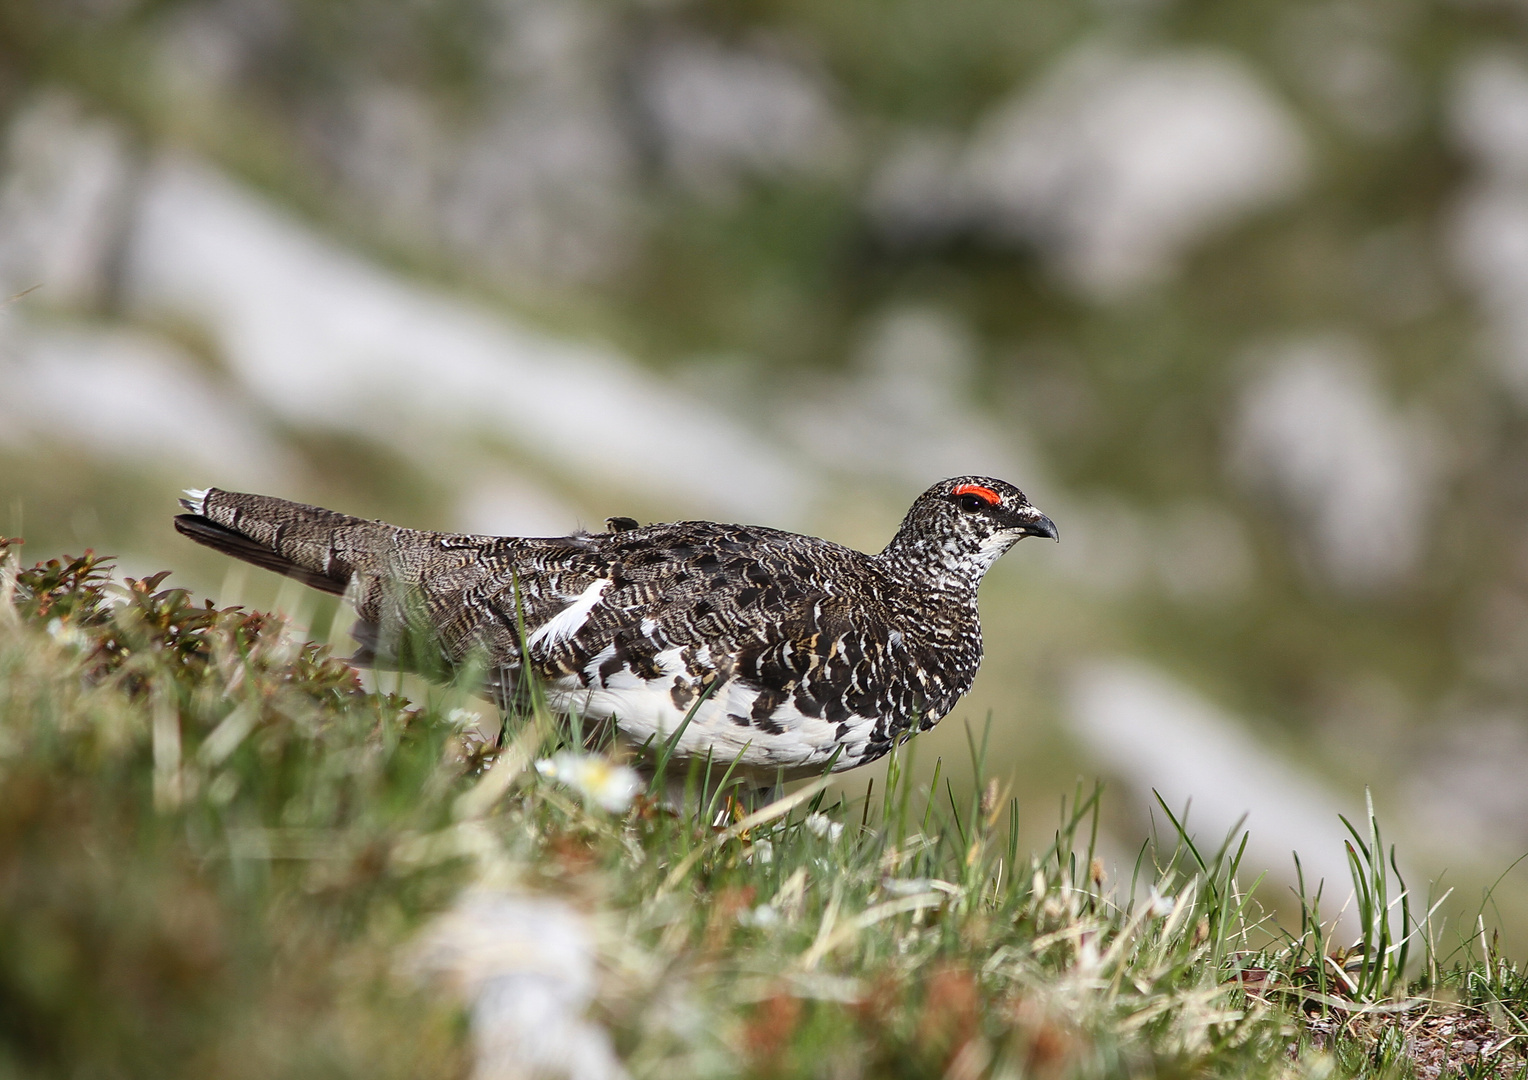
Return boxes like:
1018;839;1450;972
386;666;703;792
180;488;210;514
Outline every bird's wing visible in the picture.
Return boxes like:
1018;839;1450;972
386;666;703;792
460;523;919;767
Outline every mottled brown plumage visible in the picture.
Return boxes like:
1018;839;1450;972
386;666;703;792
174;478;1055;775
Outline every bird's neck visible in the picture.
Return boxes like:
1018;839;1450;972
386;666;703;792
877;530;995;601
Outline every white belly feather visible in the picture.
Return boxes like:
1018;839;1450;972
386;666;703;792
536;644;877;770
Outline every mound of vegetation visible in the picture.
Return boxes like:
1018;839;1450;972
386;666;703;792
0;541;1524;1079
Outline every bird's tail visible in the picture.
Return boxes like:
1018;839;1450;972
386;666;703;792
173;488;403;597
176;489;476;678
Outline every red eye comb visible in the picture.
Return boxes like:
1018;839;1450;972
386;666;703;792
952;484;1000;505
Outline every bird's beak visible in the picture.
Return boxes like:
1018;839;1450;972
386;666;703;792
1013;508;1059;541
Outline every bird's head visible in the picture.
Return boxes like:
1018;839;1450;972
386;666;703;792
882;476;1058;585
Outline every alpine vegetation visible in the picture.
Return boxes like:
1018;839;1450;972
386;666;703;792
0;539;1524;1079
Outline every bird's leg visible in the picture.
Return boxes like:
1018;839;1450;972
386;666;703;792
749;779;785;808
636;757;756;820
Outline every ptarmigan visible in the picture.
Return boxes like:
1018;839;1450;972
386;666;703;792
174;477;1056;776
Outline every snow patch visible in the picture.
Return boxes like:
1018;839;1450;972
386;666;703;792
123;159;808;522
1230;336;1439;593
869;43;1308;300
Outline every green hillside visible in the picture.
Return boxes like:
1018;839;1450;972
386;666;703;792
3;541;1523;1079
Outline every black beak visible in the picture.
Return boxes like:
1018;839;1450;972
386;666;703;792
1015;509;1059;541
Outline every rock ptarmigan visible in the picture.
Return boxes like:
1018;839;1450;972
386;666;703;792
174;477;1056;776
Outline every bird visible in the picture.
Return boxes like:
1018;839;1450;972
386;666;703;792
173;477;1056;777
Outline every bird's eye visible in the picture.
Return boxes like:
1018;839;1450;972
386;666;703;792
957;494;989;513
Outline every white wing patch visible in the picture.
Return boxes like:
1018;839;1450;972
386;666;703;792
527;578;611;652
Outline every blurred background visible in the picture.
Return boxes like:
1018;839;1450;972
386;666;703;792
2;0;1527;948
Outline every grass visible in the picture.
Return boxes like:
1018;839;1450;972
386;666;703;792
1;540;1526;1079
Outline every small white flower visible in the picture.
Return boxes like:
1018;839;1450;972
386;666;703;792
1074;934;1101;974
1146;888;1177;918
447;707;482;729
746;839;774;864
738;904;780;928
803;813;843;842
534;751;643;814
407;891;627;1080
46;619;87;648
